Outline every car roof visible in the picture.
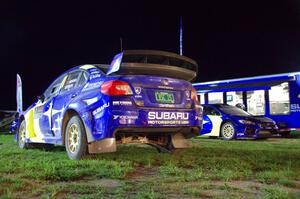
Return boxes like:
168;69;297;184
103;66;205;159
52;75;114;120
59;64;109;75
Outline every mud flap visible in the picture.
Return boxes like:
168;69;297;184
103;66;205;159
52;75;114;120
88;138;117;153
171;133;192;148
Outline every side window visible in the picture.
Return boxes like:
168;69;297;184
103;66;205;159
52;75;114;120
269;82;290;115
208;92;223;104
77;72;89;87
198;93;205;104
43;75;66;100
226;91;243;106
204;106;220;116
61;71;81;92
246;90;265;115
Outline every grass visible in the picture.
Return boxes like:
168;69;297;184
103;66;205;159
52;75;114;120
0;134;299;198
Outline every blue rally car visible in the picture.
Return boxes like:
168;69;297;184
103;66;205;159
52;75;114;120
16;50;203;159
200;104;278;140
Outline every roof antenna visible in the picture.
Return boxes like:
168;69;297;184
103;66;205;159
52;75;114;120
179;16;183;56
120;37;123;52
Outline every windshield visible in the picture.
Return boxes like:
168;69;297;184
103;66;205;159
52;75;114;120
218;106;251;116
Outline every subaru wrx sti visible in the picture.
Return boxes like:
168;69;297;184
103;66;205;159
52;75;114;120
16;50;203;159
200;104;278;140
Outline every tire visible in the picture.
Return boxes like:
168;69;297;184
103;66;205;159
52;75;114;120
17;120;28;149
220;122;236;140
65;115;88;160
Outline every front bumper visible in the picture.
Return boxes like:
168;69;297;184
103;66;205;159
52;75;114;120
236;125;278;138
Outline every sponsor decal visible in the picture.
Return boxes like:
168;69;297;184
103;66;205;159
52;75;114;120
90;74;101;79
113;115;138;124
83;97;98;106
158;85;174;90
90;70;100;74
158;104;176;108
148;112;189;120
291;104;300;112
113;115;138;120
147;111;190;125
148;120;189;125
83;82;102;91
92;103;110;115
134;87;141;94
134;95;143;99
112;101;132;106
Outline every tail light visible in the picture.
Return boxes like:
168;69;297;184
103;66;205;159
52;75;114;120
101;80;133;95
191;87;198;102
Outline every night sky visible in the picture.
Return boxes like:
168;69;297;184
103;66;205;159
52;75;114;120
1;1;300;110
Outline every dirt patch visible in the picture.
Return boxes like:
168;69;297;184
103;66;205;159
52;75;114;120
84;178;121;188
52;177;121;189
126;166;157;180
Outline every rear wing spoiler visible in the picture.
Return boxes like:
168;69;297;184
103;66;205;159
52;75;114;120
106;50;198;81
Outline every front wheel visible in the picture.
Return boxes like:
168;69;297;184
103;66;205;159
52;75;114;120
65;115;88;160
221;122;236;140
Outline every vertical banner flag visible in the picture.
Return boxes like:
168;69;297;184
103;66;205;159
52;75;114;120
16;74;23;113
180;16;183;56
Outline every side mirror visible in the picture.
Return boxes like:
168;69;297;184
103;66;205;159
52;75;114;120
37;94;45;102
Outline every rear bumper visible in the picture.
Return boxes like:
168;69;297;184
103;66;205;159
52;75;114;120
91;107;202;142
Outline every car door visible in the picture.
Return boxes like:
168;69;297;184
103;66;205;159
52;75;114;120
51;70;86;138
201;106;223;136
33;74;67;138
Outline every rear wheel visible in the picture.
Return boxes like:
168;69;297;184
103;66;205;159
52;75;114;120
221;122;235;140
17;120;28;149
65;115;88;160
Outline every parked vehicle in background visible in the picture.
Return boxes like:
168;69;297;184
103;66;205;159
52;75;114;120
200;104;278;140
16;50;203;159
0;111;18;133
193;72;300;137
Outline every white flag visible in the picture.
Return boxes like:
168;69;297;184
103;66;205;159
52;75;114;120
16;74;23;113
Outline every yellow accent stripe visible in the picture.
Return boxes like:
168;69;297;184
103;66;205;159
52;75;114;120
28;109;36;138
